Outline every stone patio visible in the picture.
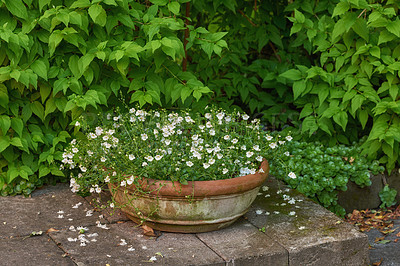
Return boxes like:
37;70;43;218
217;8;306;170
0;178;371;265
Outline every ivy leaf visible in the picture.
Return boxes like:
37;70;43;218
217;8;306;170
48;31;63;56
332;13;357;41
0;135;10;153
88;4;107;27
31;59;48;81
352;18;369;42
30;101;45;121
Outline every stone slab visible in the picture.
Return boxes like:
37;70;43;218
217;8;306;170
366;218;400;266
50;221;225;265
338;174;383;213
0;183;107;239
245;178;369;266
0;235;74;266
197;218;288;265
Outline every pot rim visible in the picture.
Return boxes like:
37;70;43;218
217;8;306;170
111;159;269;198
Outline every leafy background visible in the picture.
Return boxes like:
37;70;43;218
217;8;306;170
0;0;398;213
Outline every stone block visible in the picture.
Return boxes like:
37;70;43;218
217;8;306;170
50;221;225;265
246;178;369;266
0;235;74;266
197;218;288;265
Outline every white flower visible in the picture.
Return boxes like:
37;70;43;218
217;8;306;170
246;151;254;158
95;186;101;193
149;256;157;262
129;154;135;160
177;129;182;134
129;108;135;113
298;226;306;230
88;133;97;139
222;168;229;174
279;140;286;145
253;145;260;151
286;136;293;141
255;209;263;215
284;151;290;156
288;199;296;204
205;113;212;119
75;121;80;127
121;180;126;186
241;145;246;150
141;134;148;141
199;125;205;130
203;163;210;169
273;211;280;214
87;150;93;156
104;176;110;183
145;156;154;162
209;129;215;135
225;116;231;122
217;153;223;159
256;155;263;162
106;113;111;120
242;114;250;120
155;155;163;161
231;138;238;144
164;139;171;146
288;172;297;179
112;171;117;176
186;161;194;167
206;148;213;153
265;135;273;141
80;166;87;172
142;162;148;167
101;157;106;162
223;135;230;140
262;186;269;191
192;134;199;141
209;158;215;165
154;111;160;117
113;116;120;121
102;135;109;141
216;112;225;120
95;127;103;136
269;142;277;149
110;203;115;208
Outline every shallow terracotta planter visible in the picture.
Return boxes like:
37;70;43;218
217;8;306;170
109;160;269;233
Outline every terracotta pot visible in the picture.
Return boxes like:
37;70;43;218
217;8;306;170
109;159;269;233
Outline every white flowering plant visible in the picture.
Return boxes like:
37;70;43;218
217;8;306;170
63;107;292;197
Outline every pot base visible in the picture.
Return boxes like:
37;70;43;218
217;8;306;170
125;213;241;233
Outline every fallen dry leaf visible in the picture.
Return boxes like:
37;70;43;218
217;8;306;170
46;228;59;234
142;225;156;237
372;258;383;266
375;236;385;243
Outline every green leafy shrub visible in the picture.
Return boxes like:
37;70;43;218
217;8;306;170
0;0;226;195
270;138;384;217
379;184;397;209
281;0;400;172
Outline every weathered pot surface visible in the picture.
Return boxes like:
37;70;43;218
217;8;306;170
109;160;269;233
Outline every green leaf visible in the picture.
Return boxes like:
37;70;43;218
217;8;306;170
332;13;357;41
69;55;81;78
44;97;57;118
302;116;318;137
70;0;91;8
168;2;180;15
386;18;400;38
0;84;9;109
351;94;365;115
378;30;396;45
352;18;369;41
31;59;48;81
0;136;10;153
293;80;306;100
4;0;28;20
333;111;348;131
0;115;11;134
294;9;305;24
53;78;69;95
10;137;23;148
332;2;349;17
279;69;302;81
11;117;23;137
39;0;51;11
88;4;107;27
299;103;313;119
48;32;63;56
369;46;380;58
30;101;45;121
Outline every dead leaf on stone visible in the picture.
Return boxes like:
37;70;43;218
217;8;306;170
46;228;59;234
142;225;156;237
375;237;385;243
372;258;383;266
394;239;399;243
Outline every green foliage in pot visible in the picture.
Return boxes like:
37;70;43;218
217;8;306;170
63;107;291;203
270;138;384;217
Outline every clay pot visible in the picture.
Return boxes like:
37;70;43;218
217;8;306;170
109;159;269;233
